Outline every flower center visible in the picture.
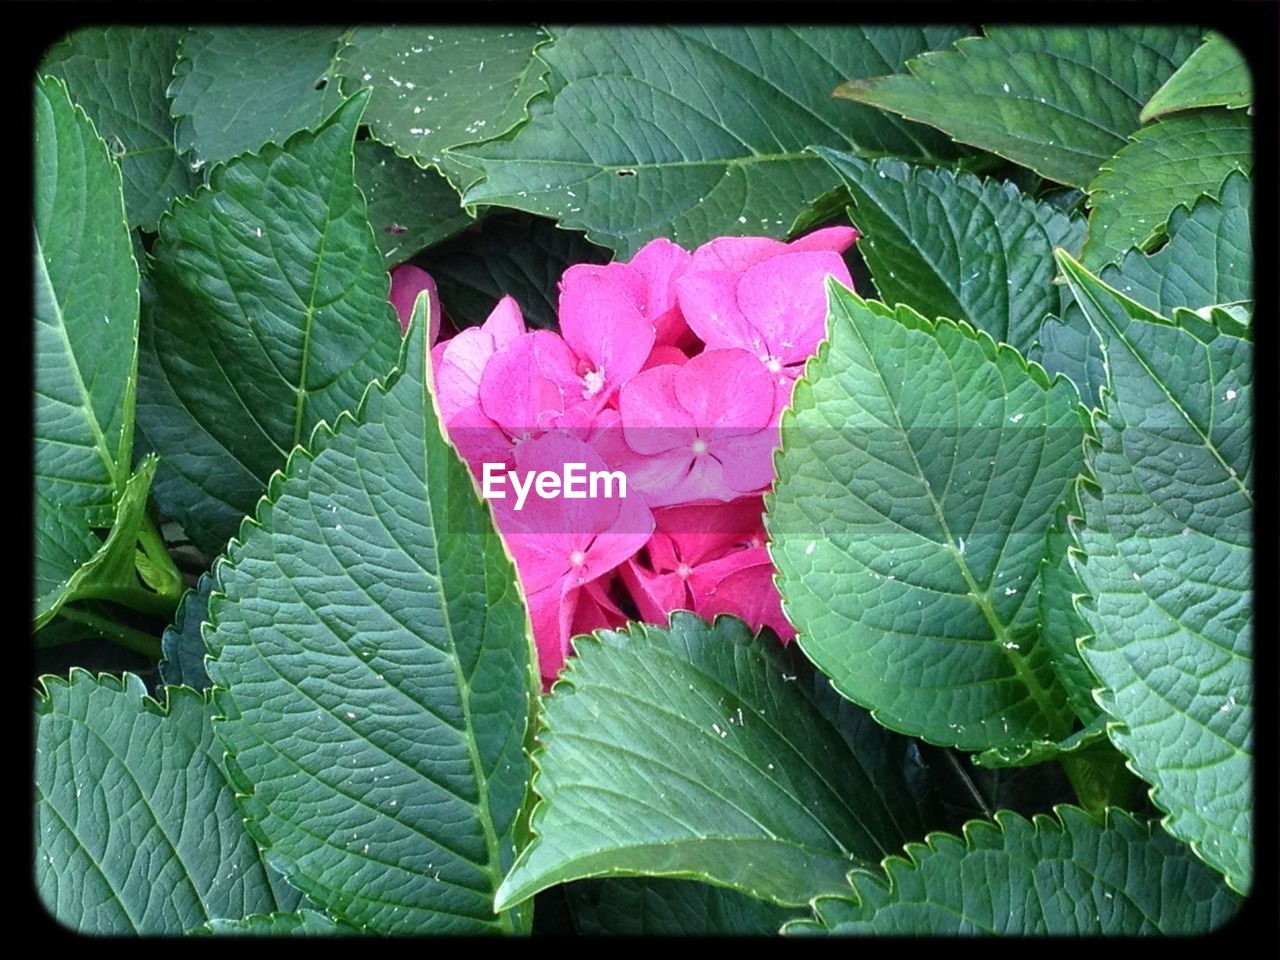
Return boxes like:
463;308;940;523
761;354;783;374
569;550;586;567
691;438;708;455
676;563;692;579
581;366;606;400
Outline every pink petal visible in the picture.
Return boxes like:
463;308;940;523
388;264;442;343
689;548;794;642
559;269;656;401
674;349;775;436
688;235;790;274
653;497;766;568
528;579;576;680
675;270;757;352
620;365;697;456
481;294;527;347
641;344;691;371
619;556;690;623
737;251;852;363
572;577;628;636
627;238;694;346
479;334;566;437
434;327;494;422
786;225;860;256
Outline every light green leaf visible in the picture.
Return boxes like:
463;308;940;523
566;879;797;936
170;27;346;168
35;74;141;615
814;150;1084;352
136;93;403;557
838;27;1203;189
336;26;550;192
205;301;538;934
198;910;352;935
791;807;1240;934
1036;171;1251;409
354;140;475;267
35;456;156;629
42;27;198;231
767;285;1085;754
159;572;214;690
1141;32;1251;121
1056;252;1252;893
496;614;932;911
456;26;972;256
419;212;609;332
36;671;290;933
1082;108;1251;268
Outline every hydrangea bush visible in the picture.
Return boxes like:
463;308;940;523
33;23;1256;937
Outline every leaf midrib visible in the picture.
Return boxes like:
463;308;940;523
844;309;1072;737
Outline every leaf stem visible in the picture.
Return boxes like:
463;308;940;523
57;606;163;660
136;512;185;603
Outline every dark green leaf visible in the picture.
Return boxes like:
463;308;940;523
815;151;1084;352
42;27;198;231
137;93;403;556
337;26;550;191
1141;32;1251;121
36;672;289;933
457;26;972;256
416;213;609;332
496;614;932;910
792;807;1240;934
170;27;346;168
768;286;1085;753
1056;253;1252;893
198;910;353;935
159;572;214;690
839;26;1203;188
205;303;538;933
567;878;796;936
1082;108;1251;268
354;140;475;267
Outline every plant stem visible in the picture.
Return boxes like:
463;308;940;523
58;607;163;660
1060;743;1140;815
136;513;185;604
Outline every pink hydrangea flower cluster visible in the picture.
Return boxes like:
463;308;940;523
388;227;858;683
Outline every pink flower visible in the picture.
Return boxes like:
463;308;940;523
618;348;780;508
675;226;857;407
389;264;443;342
620;498;794;642
492;432;653;679
428;296;525;471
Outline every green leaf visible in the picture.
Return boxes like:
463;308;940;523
170;27;346;168
1081;108;1251;268
814;151;1084;352
336;26;550;192
136;93;403;557
159;572;214;690
36;671;290;933
1035;171;1252;409
35;456;156;629
205;301;538;934
456;26;972;256
35;74;142;612
418;213;609;332
1141;32;1252;121
496;614;931;911
767;286;1085;754
354;140;475;267
838;26;1204;189
566;879;796;936
1055;253;1252;893
35;73;139;525
42;27;199;231
791;807;1240;934
199;910;353;935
